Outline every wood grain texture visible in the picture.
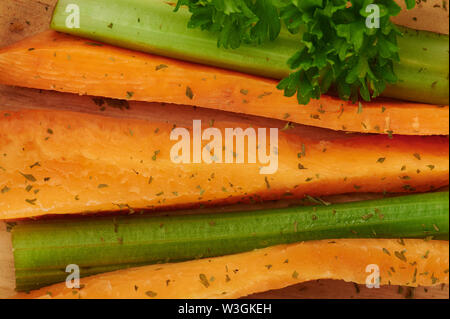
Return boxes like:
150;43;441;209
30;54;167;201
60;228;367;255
0;0;448;299
391;0;450;34
0;0;57;47
0;222;14;299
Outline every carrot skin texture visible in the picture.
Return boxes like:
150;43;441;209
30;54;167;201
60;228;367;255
12;239;449;299
0;108;448;220
0;31;448;136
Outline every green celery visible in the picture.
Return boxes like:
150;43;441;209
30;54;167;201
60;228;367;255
13;192;449;291
50;0;449;105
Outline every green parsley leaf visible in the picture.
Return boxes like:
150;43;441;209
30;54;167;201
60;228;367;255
176;0;416;104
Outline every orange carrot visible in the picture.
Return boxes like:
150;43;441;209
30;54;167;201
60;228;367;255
12;239;449;299
0;31;448;136
0;107;448;220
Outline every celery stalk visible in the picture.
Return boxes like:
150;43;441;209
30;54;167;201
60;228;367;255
12;192;449;291
50;0;449;104
51;0;300;79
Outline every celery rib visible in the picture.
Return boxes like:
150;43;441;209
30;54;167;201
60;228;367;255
12;192;449;291
51;0;449;104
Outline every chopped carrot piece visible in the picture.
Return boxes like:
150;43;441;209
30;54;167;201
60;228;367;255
0;31;447;135
0;108;448;219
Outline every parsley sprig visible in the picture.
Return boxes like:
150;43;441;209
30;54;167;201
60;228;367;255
175;0;282;48
175;0;416;104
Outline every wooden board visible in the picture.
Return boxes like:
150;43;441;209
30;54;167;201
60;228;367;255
0;0;448;299
0;223;14;299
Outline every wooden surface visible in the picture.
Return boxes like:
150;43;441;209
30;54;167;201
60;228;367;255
0;223;14;299
0;0;449;299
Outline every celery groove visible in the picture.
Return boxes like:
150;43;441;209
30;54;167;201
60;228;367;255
12;192;449;291
50;0;449;105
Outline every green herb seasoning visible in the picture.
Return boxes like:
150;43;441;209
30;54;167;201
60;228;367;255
19;172;37;182
152;150;160;161
199;274;210;288
1;186;10;194
25;198;37;205
186;86;194;99
145;291;157;297
30;162;41;169
394;250;407;262
155;64;168;71
264;177;270;189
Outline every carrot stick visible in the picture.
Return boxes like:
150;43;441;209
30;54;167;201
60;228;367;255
0;31;448;136
12;239;449;299
0;107;448;220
